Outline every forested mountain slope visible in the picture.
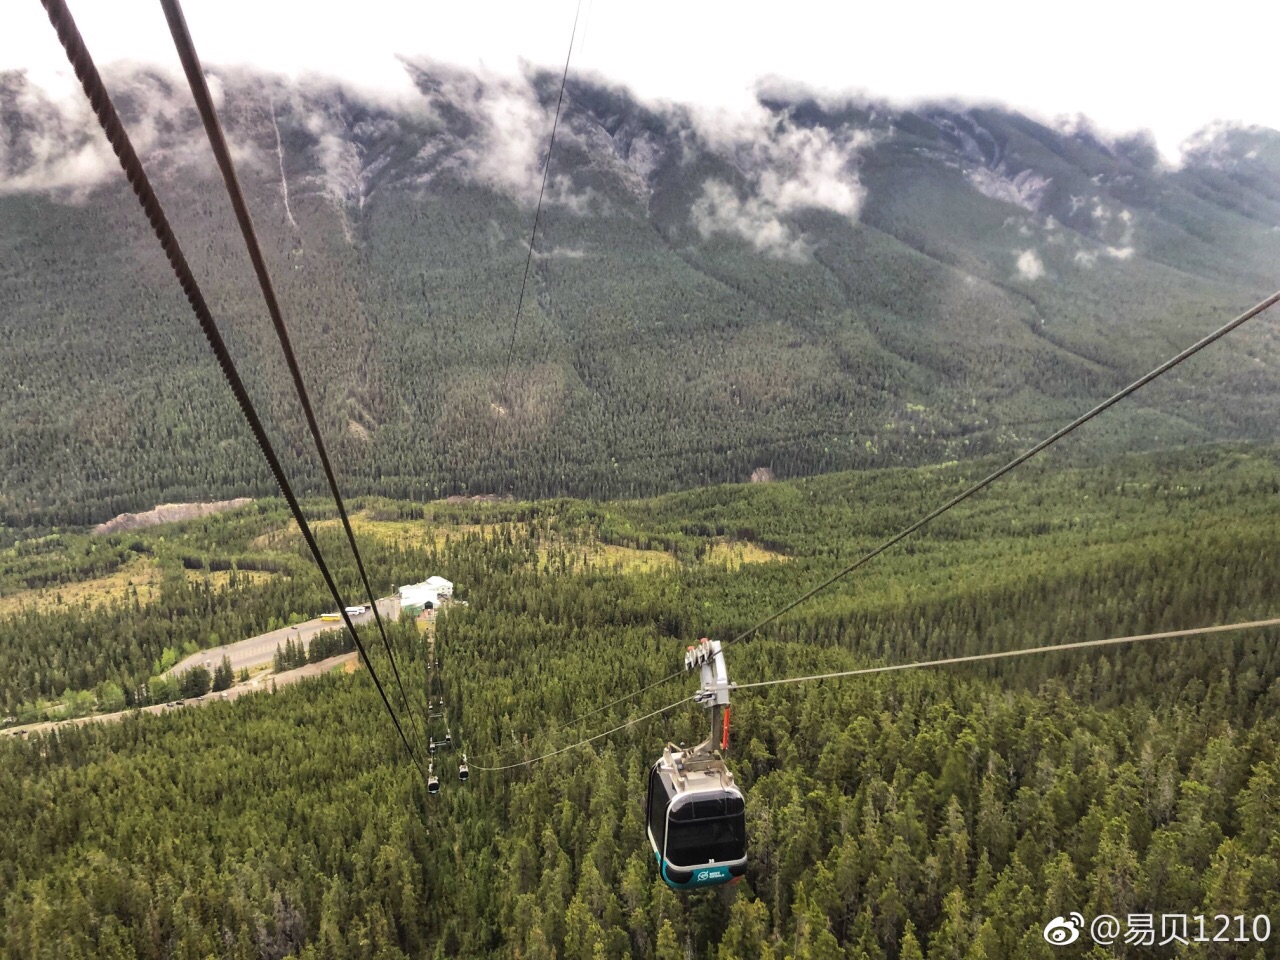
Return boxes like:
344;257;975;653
2;443;1277;717
3;67;1280;525
2;446;1279;958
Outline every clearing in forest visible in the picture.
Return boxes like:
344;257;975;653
253;512;516;551
0;556;164;614
705;540;788;568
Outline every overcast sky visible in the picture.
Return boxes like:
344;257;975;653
6;1;1279;161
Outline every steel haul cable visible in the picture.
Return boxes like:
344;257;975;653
469;696;695;772
498;0;581;410
465;1;586;758
522;285;1280;735
473;617;1280;772
158;0;428;760
722;285;1280;649
731;617;1280;691
39;0;429;789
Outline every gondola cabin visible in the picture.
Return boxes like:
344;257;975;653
646;745;747;888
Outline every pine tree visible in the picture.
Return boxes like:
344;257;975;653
655;920;682;960
212;655;234;692
900;922;925;960
719;895;769;960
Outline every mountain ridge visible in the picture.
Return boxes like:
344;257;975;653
2;65;1279;527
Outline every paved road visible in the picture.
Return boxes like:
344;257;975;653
168;596;399;677
2;653;359;738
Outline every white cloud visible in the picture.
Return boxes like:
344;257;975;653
1073;243;1134;267
304;109;363;205
1;69;200;197
688;107;870;258
407;65;612;211
404;66;554;202
1081;202;1138;259
1;59;607;215
1016;249;1045;280
0;74;102;197
464;82;548;200
535;246;588;258
6;0;1280;165
0;131;116;198
692;180;810;259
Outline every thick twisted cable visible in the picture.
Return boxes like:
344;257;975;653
158;0;428;759
39;0;429;788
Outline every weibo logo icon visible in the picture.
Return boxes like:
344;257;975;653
1043;914;1085;946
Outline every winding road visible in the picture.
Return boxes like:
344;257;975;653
2;652;360;738
166;596;400;677
2;597;402;738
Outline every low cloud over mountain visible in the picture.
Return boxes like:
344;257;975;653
3;64;1280;523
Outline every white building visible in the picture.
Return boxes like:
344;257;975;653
398;576;454;614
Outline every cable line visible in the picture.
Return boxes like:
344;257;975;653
473;616;1280;775
523;285;1280;731
731;617;1280;691
469;695;695;772
158;0;428;760
534;670;695;741
498;0;581;408
727;287;1280;648
39;0;429;788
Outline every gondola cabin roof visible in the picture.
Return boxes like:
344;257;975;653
651;748;738;799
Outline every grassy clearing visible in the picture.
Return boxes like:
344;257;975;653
0;509;778;619
183;568;275;589
535;539;676;575
588;543;677;573
0;557;164;614
704;540;788;568
1;558;280;615
253;513;512;551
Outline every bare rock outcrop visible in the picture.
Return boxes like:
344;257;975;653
93;499;253;535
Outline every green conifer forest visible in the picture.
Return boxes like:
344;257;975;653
2;446;1279;958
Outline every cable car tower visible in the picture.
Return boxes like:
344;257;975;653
645;638;748;889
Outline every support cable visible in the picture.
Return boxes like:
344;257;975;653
524;286;1280;732
731;617;1280;691
475;616;1280;774
498;1;580;408
724;287;1280;649
469;696;695;772
39;0;429;787
158;0;428;759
